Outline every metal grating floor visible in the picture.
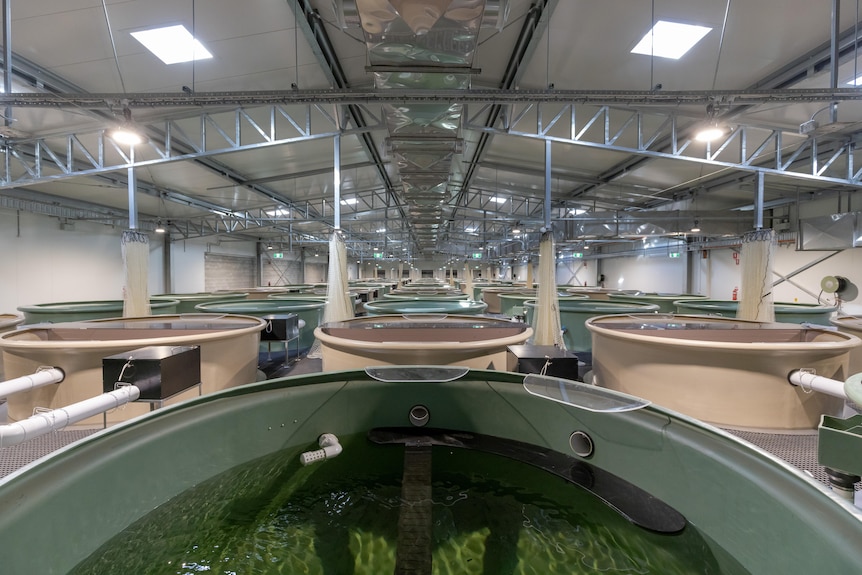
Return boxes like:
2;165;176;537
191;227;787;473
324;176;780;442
724;429;827;484
0;429;99;478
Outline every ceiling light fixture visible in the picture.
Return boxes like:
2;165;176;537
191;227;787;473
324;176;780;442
631;20;712;60
131;25;212;65
694;123;726;142
154;219;166;234
109;107;146;146
690;219;701;233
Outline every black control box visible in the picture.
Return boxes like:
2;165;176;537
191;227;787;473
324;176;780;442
102;345;201;400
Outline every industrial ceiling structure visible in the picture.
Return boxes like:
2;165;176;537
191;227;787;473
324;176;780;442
2;0;862;265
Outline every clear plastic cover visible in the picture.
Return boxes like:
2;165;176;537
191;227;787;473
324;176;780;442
523;374;650;412
364;366;470;382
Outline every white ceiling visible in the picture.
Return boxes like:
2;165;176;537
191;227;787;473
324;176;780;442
1;0;861;260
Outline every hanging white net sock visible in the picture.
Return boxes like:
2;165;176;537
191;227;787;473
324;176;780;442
122;230;152;317
308;232;354;359
531;232;566;348
736;228;775;322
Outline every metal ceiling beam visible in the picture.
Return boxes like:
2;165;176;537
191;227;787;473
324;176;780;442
467;104;862;188
0;48;330;230
5;87;862;108
565;17;862;201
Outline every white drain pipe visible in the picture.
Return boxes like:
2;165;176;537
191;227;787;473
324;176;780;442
0;384;140;447
299;433;342;465
788;370;846;399
0;367;64;399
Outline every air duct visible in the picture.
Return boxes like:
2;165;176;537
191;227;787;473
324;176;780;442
338;1;509;250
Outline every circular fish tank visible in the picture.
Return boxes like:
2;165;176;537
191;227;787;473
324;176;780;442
0;313;24;379
586;314;860;430
249;297;328;353
0;367;860;574
497;290;538;317
0;314;266;425
16;299;180;324
471;283;500;301
194;300;311;357
243;286;311;299
363;299;488;316
384;291;470;301
314;315;532;371
830;315;862;375
481;287;540;314
607;292;709;313
674;299;838;325
565;287;622;300
152;292;248;313
525;299;661;351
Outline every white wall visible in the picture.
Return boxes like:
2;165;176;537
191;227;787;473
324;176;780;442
0;209;259;313
598;253;688;293
0;211;160;311
3;206;860;316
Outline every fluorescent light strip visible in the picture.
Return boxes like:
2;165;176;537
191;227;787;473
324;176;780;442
131;25;212;65
631;20;712;60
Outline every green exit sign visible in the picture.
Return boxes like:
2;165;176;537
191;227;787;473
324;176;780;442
272;252;284;259
373;252;383;259
573;252;583;258
669;252;680;258
472;253;482;259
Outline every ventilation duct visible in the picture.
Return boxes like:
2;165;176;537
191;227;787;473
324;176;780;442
336;0;510;250
798;212;862;250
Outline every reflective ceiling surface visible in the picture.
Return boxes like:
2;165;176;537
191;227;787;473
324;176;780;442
1;0;862;262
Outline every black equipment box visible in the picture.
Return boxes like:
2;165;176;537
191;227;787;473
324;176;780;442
260;313;300;342
102;345;201;401
506;344;582;381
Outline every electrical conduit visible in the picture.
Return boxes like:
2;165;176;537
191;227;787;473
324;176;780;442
0;385;140;447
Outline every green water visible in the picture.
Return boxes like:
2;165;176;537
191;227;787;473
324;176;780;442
70;435;748;574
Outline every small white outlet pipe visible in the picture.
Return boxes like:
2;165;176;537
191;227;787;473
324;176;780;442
0;384;140;447
788;370;847;399
299;433;342;466
0;367;64;399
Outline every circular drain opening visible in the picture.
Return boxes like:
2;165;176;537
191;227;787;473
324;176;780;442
409;405;430;427
569;430;594;458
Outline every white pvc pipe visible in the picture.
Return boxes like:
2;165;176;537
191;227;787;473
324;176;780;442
0;367;64;399
788;370;847;399
0;385;140;447
299;433;342;466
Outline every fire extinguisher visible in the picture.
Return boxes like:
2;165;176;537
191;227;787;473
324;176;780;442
732;287;738;301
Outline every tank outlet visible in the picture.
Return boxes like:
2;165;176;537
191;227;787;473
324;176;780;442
299;433;342;466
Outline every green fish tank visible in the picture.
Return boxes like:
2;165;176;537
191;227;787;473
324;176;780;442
0;367;860;574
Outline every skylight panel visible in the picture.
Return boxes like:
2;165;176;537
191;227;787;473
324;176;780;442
847;76;862;86
631;20;712;60
131;25;213;65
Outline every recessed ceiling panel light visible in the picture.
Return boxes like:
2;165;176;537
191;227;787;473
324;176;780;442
340;198;358;205
131;25;213;65
847;76;862;86
631;20;712;60
490;196;506;203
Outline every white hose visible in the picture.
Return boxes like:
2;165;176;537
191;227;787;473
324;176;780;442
0;385;140;447
0;367;64;399
788;370;847;399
